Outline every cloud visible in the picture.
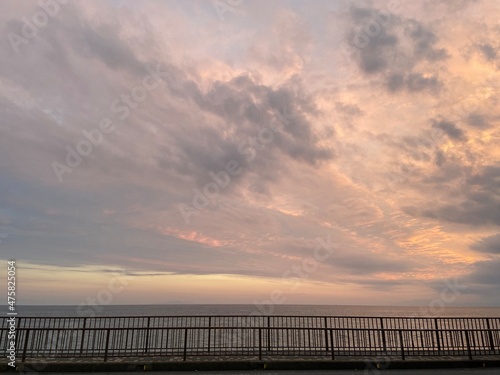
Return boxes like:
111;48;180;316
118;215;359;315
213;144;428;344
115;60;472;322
478;43;497;61
336;102;364;116
466;113;489;128
404;165;500;226
431;119;466;140
408;20;449;61
70;22;147;76
466;259;500;287
345;6;448;93
471;233;500;254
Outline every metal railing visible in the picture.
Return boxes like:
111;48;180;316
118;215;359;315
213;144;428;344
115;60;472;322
2;316;499;362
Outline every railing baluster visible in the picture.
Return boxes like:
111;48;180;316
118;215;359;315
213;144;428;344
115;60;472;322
465;330;472;360
486;318;495;352
324;317;329;353
207;317;211;353
22;329;30;362
329;329;335;360
183;328;188;361
434;318;441;354
380;318;387;353
80;318;87;354
103;329;110;362
144;317;150;354
258;328;262;360
14;318;20;357
399;329;405;360
267;316;271;352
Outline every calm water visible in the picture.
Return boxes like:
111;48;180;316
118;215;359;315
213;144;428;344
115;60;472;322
12;304;500;318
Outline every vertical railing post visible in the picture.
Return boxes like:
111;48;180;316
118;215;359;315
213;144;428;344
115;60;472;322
14;318;21;358
80;318;87;354
380;318;387;353
183;328;188;361
22;329;30;362
258;328;262;360
324;317;329;353
398;330;405;360
207;317;211;353
164;328;169;356
434;318;441;354
465;330;473;360
329;329;335;360
144;317;150;353
486;319;495;352
267;316;271;352
103;329;110;362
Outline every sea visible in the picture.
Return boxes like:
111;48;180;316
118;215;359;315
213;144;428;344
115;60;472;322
11;304;500;318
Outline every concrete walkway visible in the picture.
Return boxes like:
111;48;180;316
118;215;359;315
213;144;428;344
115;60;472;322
38;369;500;375
9;358;500;373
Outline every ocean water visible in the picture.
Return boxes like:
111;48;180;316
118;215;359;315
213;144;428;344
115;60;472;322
12;304;500;318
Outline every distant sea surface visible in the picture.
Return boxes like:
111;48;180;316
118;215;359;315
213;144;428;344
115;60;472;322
12;305;500;317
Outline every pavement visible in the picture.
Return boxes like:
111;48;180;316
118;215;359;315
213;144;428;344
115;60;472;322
4;355;500;373
33;369;500;375
6;359;500;373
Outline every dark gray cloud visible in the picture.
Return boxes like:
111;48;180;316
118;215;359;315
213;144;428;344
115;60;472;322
404;165;500;226
466;113;489;128
466;259;500;287
336;102;364;116
145;70;336;194
471;234;500;254
280;241;416;279
424;162;467;183
478;43;497;61
348;6;398;74
406;73;441;92
387;72;440;92
431;119;466;140
434;149;446;166
346;6;448;93
189;74;334;165
416;193;500;226
325;253;413;276
407;20;449;61
71;23;147;76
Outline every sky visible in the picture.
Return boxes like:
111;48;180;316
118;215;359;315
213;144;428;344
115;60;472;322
0;0;499;307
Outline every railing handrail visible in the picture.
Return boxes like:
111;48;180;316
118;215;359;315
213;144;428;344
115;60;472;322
6;326;500;332
6;314;500;319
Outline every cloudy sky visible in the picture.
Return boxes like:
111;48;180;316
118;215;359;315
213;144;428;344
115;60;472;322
1;0;499;307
